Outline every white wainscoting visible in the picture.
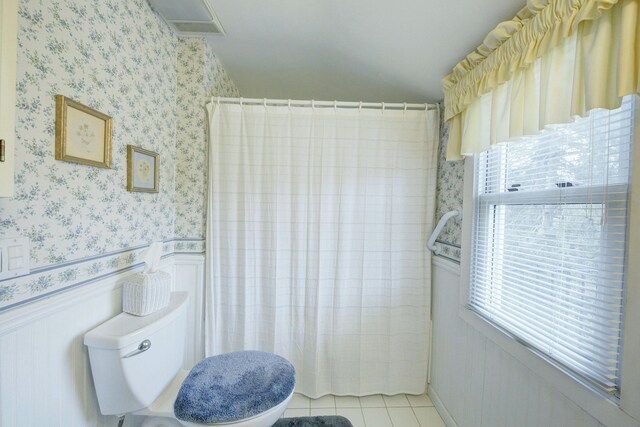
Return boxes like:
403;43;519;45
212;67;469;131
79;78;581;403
173;254;205;368
0;253;205;427
428;256;607;427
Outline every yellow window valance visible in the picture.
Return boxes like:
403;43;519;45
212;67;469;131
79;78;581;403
442;0;640;160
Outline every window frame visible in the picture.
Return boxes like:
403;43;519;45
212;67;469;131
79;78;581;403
457;98;640;426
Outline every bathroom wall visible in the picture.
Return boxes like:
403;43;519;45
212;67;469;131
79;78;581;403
6;0;178;267
0;0;176;308
174;38;239;242
0;0;239;310
434;108;464;262
0;0;231;425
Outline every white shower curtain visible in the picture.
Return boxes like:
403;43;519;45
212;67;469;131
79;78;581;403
205;100;439;397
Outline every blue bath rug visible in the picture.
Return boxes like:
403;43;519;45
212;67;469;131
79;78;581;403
272;416;353;427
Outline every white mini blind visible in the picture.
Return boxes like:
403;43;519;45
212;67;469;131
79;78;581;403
470;95;636;395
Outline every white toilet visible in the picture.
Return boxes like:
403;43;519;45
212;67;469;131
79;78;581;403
84;292;295;427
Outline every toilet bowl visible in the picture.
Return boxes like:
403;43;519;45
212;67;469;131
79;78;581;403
138;393;291;427
84;292;295;426
137;368;292;427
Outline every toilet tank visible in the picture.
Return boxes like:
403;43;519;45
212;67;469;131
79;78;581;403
84;292;188;416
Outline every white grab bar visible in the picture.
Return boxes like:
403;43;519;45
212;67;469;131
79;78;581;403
427;209;462;255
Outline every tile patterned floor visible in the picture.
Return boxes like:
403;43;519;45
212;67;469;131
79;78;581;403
283;393;446;427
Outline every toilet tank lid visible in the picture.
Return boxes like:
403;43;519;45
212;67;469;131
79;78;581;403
84;292;188;350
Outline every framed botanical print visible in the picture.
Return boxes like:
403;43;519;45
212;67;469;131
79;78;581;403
55;95;112;168
127;145;159;193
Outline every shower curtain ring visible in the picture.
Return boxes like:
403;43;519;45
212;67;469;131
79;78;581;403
404;103;407;112
334;100;338;110
240;97;243;106
359;101;363;111
263;98;267;107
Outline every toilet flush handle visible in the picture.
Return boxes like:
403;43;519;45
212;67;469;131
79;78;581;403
123;339;151;358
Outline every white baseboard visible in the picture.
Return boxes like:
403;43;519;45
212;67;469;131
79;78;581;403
428;385;459;427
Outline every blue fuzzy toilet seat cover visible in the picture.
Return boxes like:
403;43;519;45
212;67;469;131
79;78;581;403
174;350;296;424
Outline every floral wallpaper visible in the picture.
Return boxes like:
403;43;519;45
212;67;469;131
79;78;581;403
175;38;239;239
205;43;240;100
2;0;178;268
434;103;464;262
0;0;239;309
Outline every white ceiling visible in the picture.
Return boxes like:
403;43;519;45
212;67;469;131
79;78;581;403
205;0;524;103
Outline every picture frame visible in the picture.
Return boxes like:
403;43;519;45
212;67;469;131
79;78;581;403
55;95;112;168
127;145;159;193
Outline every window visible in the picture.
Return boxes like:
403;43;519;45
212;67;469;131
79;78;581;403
470;96;635;396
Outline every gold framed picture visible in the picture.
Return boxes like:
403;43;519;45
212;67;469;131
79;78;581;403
127;145;159;193
55;95;112;168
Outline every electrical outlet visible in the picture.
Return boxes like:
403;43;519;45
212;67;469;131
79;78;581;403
0;237;29;280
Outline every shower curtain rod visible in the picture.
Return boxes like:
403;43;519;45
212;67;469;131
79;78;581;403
214;97;438;111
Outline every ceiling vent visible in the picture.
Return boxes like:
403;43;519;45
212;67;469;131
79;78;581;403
148;0;225;36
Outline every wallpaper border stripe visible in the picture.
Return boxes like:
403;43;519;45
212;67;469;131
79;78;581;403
0;238;204;312
433;240;461;264
435;239;461;249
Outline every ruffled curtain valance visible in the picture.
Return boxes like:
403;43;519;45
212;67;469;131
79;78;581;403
442;0;640;159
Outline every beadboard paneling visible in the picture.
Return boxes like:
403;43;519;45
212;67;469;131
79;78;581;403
429;257;606;427
0;254;204;427
0;271;125;427
173;254;205;368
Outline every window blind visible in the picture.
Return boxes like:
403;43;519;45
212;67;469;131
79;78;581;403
470;95;636;395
